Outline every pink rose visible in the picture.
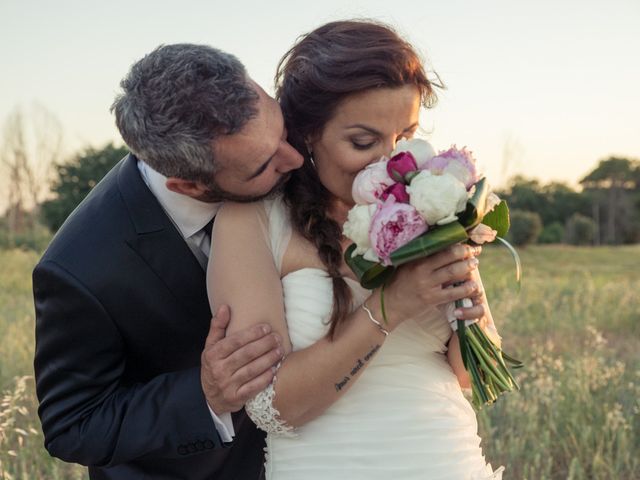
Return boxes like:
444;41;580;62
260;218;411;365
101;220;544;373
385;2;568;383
386;152;418;184
468;223;497;244
369;196;428;266
380;183;410;203
351;160;395;204
424;146;479;190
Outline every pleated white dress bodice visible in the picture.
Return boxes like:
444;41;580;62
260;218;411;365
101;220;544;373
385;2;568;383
255;198;503;480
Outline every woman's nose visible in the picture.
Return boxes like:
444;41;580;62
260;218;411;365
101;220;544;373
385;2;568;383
382;138;399;157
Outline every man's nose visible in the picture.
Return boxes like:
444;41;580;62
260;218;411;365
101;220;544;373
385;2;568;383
276;141;304;173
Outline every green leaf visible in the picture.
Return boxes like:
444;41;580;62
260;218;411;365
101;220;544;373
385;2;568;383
389;221;469;267
344;245;395;289
482;200;510;237
458;177;490;229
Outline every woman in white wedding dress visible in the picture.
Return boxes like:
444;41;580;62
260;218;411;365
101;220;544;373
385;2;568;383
209;20;504;479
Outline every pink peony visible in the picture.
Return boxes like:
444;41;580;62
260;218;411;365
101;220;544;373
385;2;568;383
351;160;395;204
369;196;428;266
386;152;418;184
424;146;479;190
380;182;410;203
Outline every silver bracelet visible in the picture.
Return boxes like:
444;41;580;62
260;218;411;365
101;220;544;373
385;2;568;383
361;302;389;336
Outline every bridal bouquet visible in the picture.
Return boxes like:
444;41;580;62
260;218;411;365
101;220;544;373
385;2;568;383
343;138;522;408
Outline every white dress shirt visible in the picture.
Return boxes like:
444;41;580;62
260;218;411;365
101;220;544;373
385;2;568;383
137;160;235;443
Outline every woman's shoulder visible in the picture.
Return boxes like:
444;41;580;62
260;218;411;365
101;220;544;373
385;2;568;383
217;195;287;220
215;195;292;267
215;198;275;231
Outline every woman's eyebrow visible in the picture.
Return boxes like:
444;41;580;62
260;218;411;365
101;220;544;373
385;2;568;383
345;124;382;136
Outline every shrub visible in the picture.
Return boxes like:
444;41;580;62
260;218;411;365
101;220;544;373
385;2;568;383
0;218;52;252
507;210;542;246
538;221;565;244
564;213;597;245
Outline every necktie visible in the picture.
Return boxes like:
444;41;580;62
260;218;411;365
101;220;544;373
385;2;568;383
202;217;215;245
200;217;215;258
187;217;215;270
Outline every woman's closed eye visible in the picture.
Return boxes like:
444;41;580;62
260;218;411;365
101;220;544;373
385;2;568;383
352;141;376;150
351;137;377;150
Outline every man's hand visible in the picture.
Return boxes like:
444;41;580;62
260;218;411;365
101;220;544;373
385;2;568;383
201;305;283;415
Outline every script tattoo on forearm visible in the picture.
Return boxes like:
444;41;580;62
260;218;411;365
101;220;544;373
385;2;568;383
334;344;381;392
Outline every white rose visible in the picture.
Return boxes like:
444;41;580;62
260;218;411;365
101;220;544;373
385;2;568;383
342;204;378;256
391;138;436;168
407;171;468;225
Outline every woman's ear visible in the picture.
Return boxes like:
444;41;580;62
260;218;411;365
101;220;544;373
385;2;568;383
304;133;319;155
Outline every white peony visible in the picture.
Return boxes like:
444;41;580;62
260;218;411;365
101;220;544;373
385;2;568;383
407;171;468;225
391;138;436;168
342;204;378;256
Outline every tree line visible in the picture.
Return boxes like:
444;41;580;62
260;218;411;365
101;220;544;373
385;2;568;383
1;108;638;250
497;157;640;246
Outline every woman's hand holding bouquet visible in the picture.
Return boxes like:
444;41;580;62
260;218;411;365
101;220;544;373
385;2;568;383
343;138;522;408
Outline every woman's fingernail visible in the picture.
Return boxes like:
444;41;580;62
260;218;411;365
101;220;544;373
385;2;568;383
453;309;463;318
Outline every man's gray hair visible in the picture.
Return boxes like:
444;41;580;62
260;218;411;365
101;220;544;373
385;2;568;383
111;43;258;182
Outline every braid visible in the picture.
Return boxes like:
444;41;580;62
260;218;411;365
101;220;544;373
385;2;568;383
284;160;353;339
275;20;439;337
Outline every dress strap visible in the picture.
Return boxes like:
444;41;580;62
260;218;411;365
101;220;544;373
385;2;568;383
262;196;293;275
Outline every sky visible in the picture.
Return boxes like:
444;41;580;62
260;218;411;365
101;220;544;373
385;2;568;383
1;0;639;196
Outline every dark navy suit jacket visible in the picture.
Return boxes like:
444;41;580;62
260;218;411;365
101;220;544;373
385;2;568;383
33;155;265;479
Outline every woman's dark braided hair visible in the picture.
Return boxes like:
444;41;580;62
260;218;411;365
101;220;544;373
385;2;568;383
275;20;441;338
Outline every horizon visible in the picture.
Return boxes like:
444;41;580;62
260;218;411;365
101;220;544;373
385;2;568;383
1;0;639;204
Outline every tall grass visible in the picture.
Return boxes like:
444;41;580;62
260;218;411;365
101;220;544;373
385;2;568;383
477;245;640;479
0;246;638;479
0;250;86;479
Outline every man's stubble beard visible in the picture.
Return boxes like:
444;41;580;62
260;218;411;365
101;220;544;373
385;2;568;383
196;172;291;204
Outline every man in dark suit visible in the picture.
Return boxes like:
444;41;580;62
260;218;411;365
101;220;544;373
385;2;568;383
33;44;302;479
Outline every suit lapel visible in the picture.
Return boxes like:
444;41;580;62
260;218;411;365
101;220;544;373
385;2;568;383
117;155;212;321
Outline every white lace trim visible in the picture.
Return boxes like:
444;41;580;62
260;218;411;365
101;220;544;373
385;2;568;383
245;367;297;438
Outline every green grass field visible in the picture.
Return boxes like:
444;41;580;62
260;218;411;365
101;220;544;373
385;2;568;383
1;245;638;479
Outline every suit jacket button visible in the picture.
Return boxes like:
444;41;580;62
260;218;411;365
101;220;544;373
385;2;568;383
188;443;197;453
177;445;188;455
195;440;204;451
204;440;214;449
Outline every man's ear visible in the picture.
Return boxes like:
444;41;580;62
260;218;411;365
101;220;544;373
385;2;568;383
165;177;208;198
